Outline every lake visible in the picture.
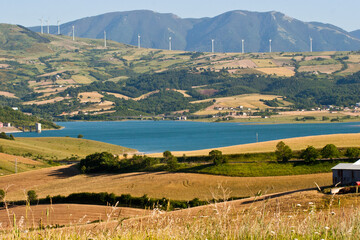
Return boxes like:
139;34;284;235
12;121;360;153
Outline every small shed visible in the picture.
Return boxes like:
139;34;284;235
332;160;360;186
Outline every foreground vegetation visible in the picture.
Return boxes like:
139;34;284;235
2;190;360;239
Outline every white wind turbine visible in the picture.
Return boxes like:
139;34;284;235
46;19;49;34
104;31;107;48
39;18;43;34
169;37;172;51
138;34;141;49
269;39;272;53
72;25;75;41
57;20;61;35
310;36;313;52
242;39;245;54
211;39;215;53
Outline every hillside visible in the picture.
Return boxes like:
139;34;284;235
29;10;360;52
2;23;360;121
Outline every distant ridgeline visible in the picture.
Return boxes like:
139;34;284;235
0;106;59;130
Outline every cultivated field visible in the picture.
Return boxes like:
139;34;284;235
192;93;291;115
0;164;331;201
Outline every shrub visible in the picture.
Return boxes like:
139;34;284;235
77;134;84;138
79;152;119;173
321;144;339;159
301;146;320;163
27;190;37;202
345;148;360;158
0;189;5;200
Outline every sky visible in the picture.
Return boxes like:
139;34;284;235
1;0;360;31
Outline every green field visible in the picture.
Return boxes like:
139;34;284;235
182;161;340;177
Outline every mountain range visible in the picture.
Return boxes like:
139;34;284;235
28;10;360;53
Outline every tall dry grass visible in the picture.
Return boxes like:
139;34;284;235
2;189;360;239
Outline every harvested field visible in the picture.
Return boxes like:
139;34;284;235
78;92;103;103
305;55;331;61
149;133;360;157
0;153;41;165
82;100;115;112
298;64;342;74
0;204;149;228
341;63;360;74
0;91;17;98
0;164;331;201
214;59;257;69
192;94;289;115
257;67;295;76
23;97;65;105
0;137;135;160
252;59;275;68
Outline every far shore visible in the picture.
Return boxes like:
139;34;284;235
147;133;360;157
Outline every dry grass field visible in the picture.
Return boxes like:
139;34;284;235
22;97;66;105
0;164;331;202
0;91;17;99
72;75;94;84
0;137;135;160
256;67;295;76
341;63;360;74
150;133;360;157
78;92;104;103
298;64;343;74
192;93;290;115
0;204;149;228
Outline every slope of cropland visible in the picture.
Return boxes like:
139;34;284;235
0;164;331;201
0;137;136;160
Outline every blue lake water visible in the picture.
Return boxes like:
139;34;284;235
12;121;360;153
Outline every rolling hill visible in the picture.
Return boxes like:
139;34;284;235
29;10;360;52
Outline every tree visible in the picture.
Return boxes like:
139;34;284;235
209;150;226;165
301;146;319;163
163;151;172;159
27;190;37;202
321;144;339;159
166;156;179;171
345;148;360;159
275;141;293;162
77;134;84;138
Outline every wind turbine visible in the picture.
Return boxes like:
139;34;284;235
104;31;107;48
310;36;313;52
242;39;245;54
57;20;61;35
72;25;75;41
138;34;141;49
269;39;272;53
169;37;172;51
211;39;215;53
39;18;43;34
46;19;49;34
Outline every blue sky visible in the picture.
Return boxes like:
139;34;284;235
2;0;359;31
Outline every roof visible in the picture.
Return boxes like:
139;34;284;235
332;160;360;170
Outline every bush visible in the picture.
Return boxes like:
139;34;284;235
27;190;37;202
321;144;339;159
0;189;5;201
345;148;360;158
301;146;320;163
275;141;292;162
77;134;84;138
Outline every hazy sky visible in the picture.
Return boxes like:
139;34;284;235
2;0;359;31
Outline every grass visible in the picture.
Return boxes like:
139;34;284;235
0;137;135;160
183;161;339;177
256;67;295;76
